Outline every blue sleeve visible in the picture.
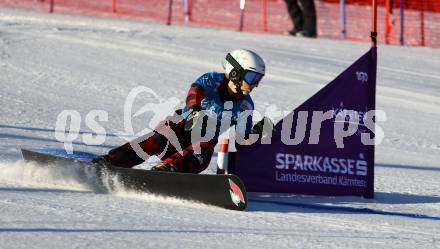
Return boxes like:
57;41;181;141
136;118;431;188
193;72;219;93
183;72;218;114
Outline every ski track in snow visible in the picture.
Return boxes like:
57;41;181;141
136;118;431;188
0;8;439;249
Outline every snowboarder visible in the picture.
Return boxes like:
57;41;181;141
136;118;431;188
92;49;274;173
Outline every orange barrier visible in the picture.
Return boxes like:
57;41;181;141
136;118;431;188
0;0;438;47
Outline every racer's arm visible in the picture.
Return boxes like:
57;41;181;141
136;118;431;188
185;83;205;111
184;83;206;131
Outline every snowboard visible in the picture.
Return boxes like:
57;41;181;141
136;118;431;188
21;149;248;211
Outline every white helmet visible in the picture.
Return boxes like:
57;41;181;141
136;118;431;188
222;49;265;85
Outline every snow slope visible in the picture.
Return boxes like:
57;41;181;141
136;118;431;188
0;8;439;248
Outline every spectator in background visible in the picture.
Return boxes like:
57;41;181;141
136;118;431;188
283;0;317;38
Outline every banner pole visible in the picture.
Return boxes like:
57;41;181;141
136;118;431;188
400;0;404;45
371;0;378;47
217;139;229;174
385;0;391;44
261;0;267;32
167;0;173;25
188;0;192;21
184;0;189;23
49;0;54;13
368;0;378;199
112;0;117;13
420;1;425;46
239;0;246;32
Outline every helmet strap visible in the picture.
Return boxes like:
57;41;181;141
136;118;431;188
226;53;245;95
234;81;243;95
226;53;244;84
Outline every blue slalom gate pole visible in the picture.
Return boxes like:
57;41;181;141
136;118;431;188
400;0;404;45
340;0;346;39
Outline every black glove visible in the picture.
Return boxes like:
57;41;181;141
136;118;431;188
252;117;276;138
184;108;203;131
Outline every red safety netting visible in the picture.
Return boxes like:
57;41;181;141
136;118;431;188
0;0;438;47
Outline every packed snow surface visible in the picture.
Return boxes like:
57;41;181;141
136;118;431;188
0;8;439;248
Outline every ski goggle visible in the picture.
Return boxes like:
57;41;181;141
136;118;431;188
243;70;264;85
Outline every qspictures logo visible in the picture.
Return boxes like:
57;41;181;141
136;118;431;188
54;86;386;160
54;86;180;155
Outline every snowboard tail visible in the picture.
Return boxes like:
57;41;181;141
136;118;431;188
21;149;247;211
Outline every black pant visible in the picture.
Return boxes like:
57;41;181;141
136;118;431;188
107;112;215;173
284;0;316;35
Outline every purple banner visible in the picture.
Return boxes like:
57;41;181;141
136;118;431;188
236;48;377;198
